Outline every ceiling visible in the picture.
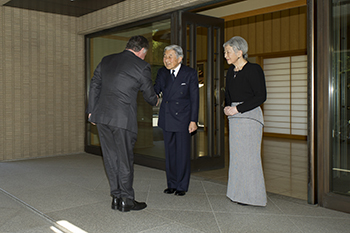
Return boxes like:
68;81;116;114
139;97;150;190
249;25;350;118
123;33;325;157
4;0;126;17
3;0;246;18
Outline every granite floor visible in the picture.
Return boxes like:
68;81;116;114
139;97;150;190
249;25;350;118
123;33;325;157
1;152;350;233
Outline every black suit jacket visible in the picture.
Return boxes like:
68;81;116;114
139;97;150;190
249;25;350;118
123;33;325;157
87;50;158;134
154;65;199;132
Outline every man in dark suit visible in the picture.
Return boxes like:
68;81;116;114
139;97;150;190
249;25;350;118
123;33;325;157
154;45;199;196
87;35;158;212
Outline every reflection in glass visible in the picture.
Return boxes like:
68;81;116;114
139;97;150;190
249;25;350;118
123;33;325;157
196;26;208;157
213;28;218;156
331;1;350;196
87;19;171;160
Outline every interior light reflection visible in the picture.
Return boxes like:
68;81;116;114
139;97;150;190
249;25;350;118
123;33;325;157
50;226;63;233
49;220;88;233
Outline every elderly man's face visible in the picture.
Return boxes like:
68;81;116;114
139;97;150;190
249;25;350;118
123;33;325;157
163;49;182;70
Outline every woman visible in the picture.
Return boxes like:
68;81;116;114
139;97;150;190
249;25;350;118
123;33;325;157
223;36;267;206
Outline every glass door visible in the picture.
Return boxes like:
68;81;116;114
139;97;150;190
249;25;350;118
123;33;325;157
85;11;225;172
180;12;225;171
316;0;350;213
331;0;350;197
85;16;172;166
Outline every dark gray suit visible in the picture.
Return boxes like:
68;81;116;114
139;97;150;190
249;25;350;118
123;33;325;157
88;50;158;199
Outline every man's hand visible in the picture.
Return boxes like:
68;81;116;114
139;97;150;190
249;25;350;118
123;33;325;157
156;95;160;106
188;121;198;133
88;113;96;125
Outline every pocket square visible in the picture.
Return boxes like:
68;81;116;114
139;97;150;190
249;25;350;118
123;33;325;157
181;83;186;85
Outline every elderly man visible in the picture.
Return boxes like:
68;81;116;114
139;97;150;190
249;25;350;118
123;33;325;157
154;45;199;196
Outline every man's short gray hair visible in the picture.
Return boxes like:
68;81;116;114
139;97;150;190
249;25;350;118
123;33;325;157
164;45;184;60
223;36;248;59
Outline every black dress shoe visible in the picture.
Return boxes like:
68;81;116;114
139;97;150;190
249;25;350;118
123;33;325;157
111;196;120;210
164;188;176;194
174;190;186;196
118;197;147;212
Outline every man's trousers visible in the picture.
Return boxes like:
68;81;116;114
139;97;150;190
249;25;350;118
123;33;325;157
97;124;137;199
163;130;191;192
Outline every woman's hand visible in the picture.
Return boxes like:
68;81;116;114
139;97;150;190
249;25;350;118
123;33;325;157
224;106;239;116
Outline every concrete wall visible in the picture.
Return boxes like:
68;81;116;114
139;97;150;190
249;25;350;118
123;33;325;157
77;0;212;35
0;7;85;160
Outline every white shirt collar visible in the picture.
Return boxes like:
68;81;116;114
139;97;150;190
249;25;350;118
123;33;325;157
171;64;181;77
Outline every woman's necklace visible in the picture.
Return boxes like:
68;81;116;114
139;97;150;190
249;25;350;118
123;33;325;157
233;61;247;78
233;70;239;79
234;61;247;72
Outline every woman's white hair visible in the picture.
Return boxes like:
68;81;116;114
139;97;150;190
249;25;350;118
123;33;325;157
223;36;248;59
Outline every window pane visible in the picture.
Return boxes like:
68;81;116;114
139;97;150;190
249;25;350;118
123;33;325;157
196;26;208;157
263;55;307;137
87;19;171;162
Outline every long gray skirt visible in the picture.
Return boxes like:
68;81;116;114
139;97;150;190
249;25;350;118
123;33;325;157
227;105;267;206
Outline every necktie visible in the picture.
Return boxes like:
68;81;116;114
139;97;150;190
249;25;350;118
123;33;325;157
171;70;175;81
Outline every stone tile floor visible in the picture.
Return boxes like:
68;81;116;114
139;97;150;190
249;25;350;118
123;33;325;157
0;153;349;233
